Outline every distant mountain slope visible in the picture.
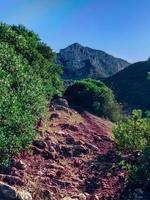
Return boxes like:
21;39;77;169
57;43;130;79
105;60;150;109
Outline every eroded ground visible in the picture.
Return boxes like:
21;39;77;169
0;105;127;200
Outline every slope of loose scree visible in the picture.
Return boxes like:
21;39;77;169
0;102;127;200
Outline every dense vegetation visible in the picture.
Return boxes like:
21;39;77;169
105;61;150;110
65;79;121;122
114;109;150;151
0;23;62;165
113;110;150;198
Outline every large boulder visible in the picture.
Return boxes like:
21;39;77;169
52;98;69;108
0;182;32;200
0;182;17;199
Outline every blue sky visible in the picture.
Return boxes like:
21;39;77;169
0;0;150;62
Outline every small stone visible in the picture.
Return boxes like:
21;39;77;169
42;150;55;160
32;146;42;155
12;159;26;170
48;145;56;153
55;105;69;112
73;145;88;156
41;189;51;199
62;197;73;200
56;170;62;178
93;135;103;142
86;143;99;152
66;135;76;145
73;158;82;167
61;124;79;132
77;193;87;200
60;146;72;157
32;140;46;149
50;113;60;120
18;190;32;200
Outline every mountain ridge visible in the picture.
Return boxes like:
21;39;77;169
105;60;150;109
57;43;130;79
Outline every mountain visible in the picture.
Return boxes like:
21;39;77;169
105;60;150;110
57;43;130;79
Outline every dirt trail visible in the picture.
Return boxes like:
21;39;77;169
0;105;127;200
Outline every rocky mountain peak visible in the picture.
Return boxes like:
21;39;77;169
68;42;82;48
57;43;130;80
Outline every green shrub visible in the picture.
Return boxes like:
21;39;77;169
0;23;63;98
0;23;62;165
113;110;150;199
113;109;150;151
65;79;121;121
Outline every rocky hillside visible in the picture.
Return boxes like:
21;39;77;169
57;43;130;79
0;98;149;200
0;98;129;200
105;60;150;110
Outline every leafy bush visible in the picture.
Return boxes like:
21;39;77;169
0;23;62;165
65;79;121;121
113;109;150;151
0;23;63;98
114;110;150;199
118;147;150;199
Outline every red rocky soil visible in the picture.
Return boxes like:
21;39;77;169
0;104;127;200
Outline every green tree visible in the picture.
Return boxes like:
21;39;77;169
0;23;63;98
65;79;121;122
0;23;62;165
115;110;150;199
113;109;150;151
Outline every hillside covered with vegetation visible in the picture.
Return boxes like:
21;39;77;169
0;23;62;165
105;61;150;110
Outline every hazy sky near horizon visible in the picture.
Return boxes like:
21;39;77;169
0;0;150;62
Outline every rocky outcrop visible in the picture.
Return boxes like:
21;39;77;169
0;182;32;200
57;43;130;79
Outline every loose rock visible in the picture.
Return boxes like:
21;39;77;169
50;113;60;120
60;146;72;157
66;135;76;145
32;140;46;149
0;182;17;199
52;98;69;108
42;150;55;160
18;190;32;200
11;159;26;170
73;145;88;156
